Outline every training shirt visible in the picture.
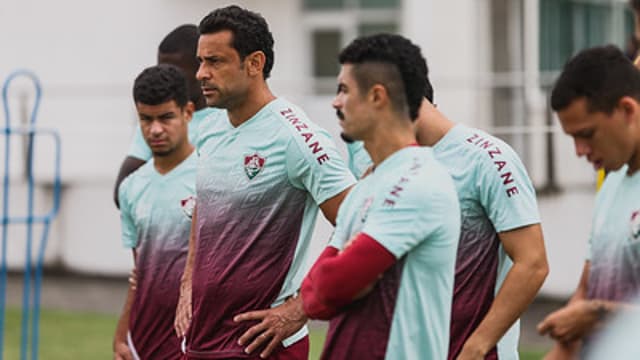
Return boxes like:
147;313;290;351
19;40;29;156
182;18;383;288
186;98;356;358
587;165;640;302
582;165;640;352
119;151;197;359
348;124;540;359
322;146;460;360
127;107;219;160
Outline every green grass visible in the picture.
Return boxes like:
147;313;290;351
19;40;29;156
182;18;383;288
2;308;545;359
521;350;545;360
3;307;117;359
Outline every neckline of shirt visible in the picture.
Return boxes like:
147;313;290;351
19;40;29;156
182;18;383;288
149;150;196;179
225;97;281;130
372;146;422;175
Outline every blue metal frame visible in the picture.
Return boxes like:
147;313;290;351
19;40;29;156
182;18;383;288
1;70;61;360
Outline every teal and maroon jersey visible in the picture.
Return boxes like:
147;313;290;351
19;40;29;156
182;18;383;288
323;146;460;360
119;151;197;359
587;165;640;301
347;124;540;359
127;107;219;160
433;125;540;359
186;98;356;358
582;165;640;352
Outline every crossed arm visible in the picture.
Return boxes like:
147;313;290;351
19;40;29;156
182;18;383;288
536;261;639;359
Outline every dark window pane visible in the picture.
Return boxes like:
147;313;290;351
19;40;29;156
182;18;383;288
359;0;399;9
313;30;341;77
539;0;634;71
539;0;573;71
304;0;345;10
358;23;398;36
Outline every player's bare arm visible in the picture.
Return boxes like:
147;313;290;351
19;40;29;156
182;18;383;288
319;187;352;226
174;205;197;338
113;156;146;208
539;259;639;346
113;250;137;360
457;224;548;360
538;261;589;358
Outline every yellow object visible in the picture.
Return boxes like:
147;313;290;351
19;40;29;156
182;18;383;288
596;169;606;191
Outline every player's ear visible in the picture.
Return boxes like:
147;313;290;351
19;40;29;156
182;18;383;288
245;51;266;78
369;84;388;109
183;101;195;123
619;96;639;119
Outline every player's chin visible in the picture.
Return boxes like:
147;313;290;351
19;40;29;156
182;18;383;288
340;133;355;144
204;95;221;107
152;148;172;157
602;161;625;173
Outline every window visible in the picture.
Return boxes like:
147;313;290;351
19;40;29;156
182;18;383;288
304;0;400;93
484;0;633;191
540;0;634;71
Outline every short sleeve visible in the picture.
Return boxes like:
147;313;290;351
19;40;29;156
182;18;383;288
362;183;460;259
286;128;356;205
476;145;540;232
126;126;152;161
118;179;138;249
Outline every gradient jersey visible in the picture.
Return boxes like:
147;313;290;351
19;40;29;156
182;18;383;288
187;98;355;358
587;165;640;302
348;124;540;359
434;125;539;359
127;107;219;160
323;146;460;360
119;151;197;359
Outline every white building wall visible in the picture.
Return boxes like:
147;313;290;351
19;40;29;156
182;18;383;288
1;0;597;297
0;0;309;275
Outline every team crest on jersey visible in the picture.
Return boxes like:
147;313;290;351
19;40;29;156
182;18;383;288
630;210;640;241
244;153;266;180
180;196;196;219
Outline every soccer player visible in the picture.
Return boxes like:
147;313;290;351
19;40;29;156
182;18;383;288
344;67;547;360
113;64;196;359
176;6;355;359
301;33;461;359
537;45;640;358
419;100;548;360
113;24;219;207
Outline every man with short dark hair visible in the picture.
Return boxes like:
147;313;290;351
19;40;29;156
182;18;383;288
177;6;355;359
301;33;461;360
113;24;219;208
113;64;196;360
344;48;547;360
537;45;640;358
